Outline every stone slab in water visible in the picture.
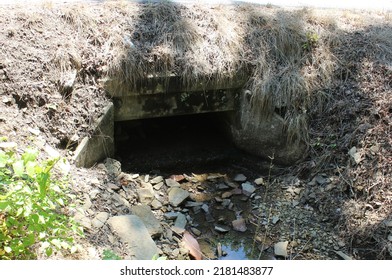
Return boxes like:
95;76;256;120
108;215;158;260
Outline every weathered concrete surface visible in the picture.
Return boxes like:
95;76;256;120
228;92;307;165
113;89;238;121
73;103;114;167
106;75;245;97
108;215;158;260
230;112;307;165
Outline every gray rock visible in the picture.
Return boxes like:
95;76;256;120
185;201;204;207
74;210;92;230
254;177;265;185
274;241;288;257
241;182;256;195
190;227;202;236
107;182;120;191
150;176;163;185
214;225;230;233
151;199;163;210
81;194;92;211
174;213;187;230
165;178;181;188
137;184;155;204
89;189;100;200
168;187;189;207
164;212;179;220
92;212;110;228
201;204;209;213
153;181;164;190
131;205;163;238
108;215;158;260
112;192;130;208
104;158;121;177
234;174;247;182
232;218;247;232
217;183;230;190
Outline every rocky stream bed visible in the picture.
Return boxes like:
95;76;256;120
69;157;353;260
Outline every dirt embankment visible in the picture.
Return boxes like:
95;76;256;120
0;2;391;259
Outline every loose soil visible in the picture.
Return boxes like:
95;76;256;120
0;2;391;260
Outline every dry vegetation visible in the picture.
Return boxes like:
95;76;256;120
0;1;391;259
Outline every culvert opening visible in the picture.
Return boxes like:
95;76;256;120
114;112;245;174
111;112;275;260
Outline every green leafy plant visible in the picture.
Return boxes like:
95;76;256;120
102;249;122;260
0;141;81;259
303;31;319;51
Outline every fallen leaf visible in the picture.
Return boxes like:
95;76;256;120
182;231;202;260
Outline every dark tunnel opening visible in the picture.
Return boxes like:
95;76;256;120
114;112;251;175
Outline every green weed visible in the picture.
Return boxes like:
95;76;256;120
0;140;81;259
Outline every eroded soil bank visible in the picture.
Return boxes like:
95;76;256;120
0;2;391;259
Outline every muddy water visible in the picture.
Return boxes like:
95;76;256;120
115;114;276;260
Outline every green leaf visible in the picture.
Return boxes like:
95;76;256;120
22;234;35;247
12;160;24;177
0;150;9;168
36;172;50;198
25;161;37;178
22;148;38;164
0;201;10;210
45;247;53;257
16;207;23;217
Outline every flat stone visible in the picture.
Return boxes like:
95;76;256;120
174;213;187;230
74;210;92;230
222;199;231;207
222;191;233;198
232;218;247;232
151;199;163;210
168;187;189;207
274;241;288;257
81;194;92;211
104;158;122;177
164;212;179;220
150;176;163;185
272;216;280;224
89;189;100;200
165;178;181;188
153;181;164;190
131;205;163;238
112;192;130;208
108;215;158;260
107;182;120;191
201;204;209;213
214;225;230;233
92;212;110;228
185;201;204;207
136;184;155;204
234;174;247;182
241;182;256;195
217;183;230;190
172;226;185;235
190;227;201;236
254;177;265;185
